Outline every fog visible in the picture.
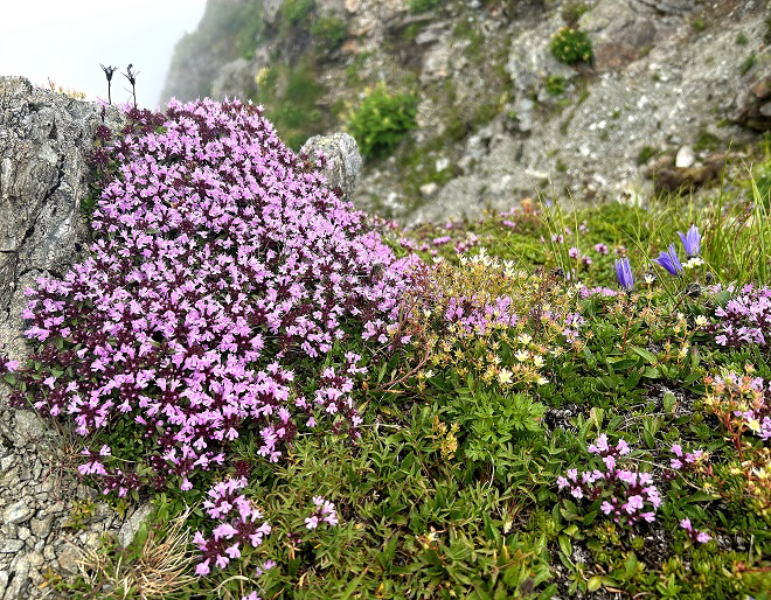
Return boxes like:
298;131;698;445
0;0;207;108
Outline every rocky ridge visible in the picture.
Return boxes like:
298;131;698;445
162;0;771;222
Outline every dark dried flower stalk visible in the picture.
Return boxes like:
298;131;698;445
123;64;139;109
100;64;117;105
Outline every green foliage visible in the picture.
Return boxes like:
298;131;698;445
409;0;446;14
691;16;706;33
544;74;568;96
280;0;316;26
233;2;265;59
636;145;657;165
347;84;419;159
252;62;327;150
550;27;593;65
740;53;757;75
310;15;348;52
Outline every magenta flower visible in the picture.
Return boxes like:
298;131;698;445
680;518;712;544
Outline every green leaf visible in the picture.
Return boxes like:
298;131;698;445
631;346;658;363
587;576;603;591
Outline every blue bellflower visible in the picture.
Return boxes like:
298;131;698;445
678;225;701;258
615;258;634;291
655;244;684;276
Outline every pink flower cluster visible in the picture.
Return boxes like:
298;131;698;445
444;295;519;335
398;232;479;257
680;518;712;544
193;476;271;576
669;444;706;471
305;496;339;530
557;435;662;525
578;286;618;299
8;99;419;495
711;285;771;349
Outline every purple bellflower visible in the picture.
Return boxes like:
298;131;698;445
654;244;683;276
615;258;634;291
678;225;701;258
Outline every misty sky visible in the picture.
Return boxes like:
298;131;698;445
0;0;207;109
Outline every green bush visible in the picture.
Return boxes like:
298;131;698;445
550;27;593;65
409;0;445;13
311;15;348;52
347;85;418;159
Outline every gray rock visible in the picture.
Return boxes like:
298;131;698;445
300;133;363;201
263;0;282;24
0;76;119;358
12;411;47;445
56;545;81;574
0;540;23;553
117;503;153;548
210;58;253;101
4;501;32;525
0;76;130;599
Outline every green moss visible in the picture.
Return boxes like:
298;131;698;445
740;53;757;75
636;145;658;165
409;0;446;13
311;15;348;52
280;0;315;26
694;128;721;152
691;16;707;33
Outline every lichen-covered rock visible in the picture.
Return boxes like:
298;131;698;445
300;132;363;200
0;75;123;600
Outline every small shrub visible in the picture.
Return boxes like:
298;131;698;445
311;15;348;52
550;27;593;65
347;84;418;159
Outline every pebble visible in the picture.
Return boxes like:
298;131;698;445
675;145;695;169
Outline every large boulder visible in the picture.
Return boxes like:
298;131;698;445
300;132;364;201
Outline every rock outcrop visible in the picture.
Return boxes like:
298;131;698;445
161;0;770;223
0;76;127;600
301;132;363;201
